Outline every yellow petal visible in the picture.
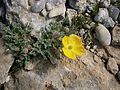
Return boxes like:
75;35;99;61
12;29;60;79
62;47;76;60
69;34;83;46
62;36;69;48
72;46;85;56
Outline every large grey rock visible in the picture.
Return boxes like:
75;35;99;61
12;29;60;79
100;0;110;8
94;8;109;23
4;51;120;90
0;39;14;84
95;23;111;46
103;17;115;28
112;25;120;46
108;5;120;21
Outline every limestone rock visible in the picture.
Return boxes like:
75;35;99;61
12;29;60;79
4;51;120;90
95;23;111;46
0;39;14;84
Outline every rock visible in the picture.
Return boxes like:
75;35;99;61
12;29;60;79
106;46;120;64
96;48;108;59
107;58;118;75
100;0;110;8
4;51;120;90
79;28;85;36
76;0;87;12
19;0;29;10
67;0;79;11
48;4;66;18
95;23;111;46
31;0;47;13
5;0;52;32
66;9;77;25
108;5;120;21
112;25;120;46
41;9;48;17
46;2;54;11
0;39;14;84
28;0;35;6
61;71;77;87
94;8;109;23
86;5;93;14
83;24;91;29
103;17;115;28
90;22;96;29
24;62;35;71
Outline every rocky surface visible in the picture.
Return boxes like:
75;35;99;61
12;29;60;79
4;51;120;90
0;0;120;90
0;38;14;84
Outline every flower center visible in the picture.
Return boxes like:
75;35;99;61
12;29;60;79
68;45;73;50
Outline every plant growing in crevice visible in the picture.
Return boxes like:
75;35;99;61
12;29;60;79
3;22;66;73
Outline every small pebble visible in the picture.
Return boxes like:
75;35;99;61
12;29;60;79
41;9;48;17
84;24;91;29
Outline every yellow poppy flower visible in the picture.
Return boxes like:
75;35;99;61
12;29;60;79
62;34;85;60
